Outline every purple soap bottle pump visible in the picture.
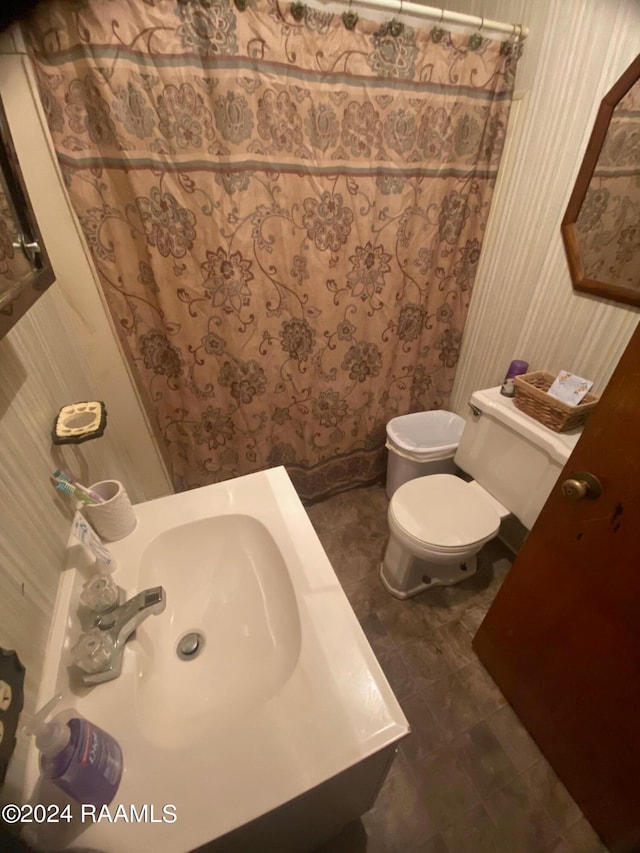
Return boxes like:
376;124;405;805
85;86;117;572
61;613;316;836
500;359;529;397
23;695;123;808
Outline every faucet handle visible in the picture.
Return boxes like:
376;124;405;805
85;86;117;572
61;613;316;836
80;574;120;614
71;629;115;675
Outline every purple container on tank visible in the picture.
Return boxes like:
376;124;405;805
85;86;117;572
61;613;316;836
500;359;529;397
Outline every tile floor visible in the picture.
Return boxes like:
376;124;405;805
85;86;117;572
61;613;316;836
306;483;608;853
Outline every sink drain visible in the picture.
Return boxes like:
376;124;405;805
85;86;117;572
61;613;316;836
176;632;205;661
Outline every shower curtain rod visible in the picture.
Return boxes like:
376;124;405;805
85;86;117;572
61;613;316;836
315;0;528;39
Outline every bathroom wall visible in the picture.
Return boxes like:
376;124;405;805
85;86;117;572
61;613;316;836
447;0;640;410
0;33;171;801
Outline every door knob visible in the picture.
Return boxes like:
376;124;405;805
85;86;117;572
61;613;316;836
561;471;602;501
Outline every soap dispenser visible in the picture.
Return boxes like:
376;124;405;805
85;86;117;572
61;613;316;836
23;695;123;807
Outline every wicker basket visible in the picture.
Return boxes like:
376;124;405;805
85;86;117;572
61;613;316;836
513;371;599;432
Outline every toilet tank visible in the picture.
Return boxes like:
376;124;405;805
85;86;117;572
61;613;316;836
454;387;582;530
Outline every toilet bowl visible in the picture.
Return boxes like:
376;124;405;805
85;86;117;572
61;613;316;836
380;386;582;598
381;475;509;597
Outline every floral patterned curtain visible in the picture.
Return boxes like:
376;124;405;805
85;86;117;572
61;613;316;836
25;0;521;499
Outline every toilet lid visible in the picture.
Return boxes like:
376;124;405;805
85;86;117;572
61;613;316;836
390;474;501;548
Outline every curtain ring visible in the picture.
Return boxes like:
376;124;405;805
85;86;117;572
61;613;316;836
291;1;305;20
431;5;445;42
469;15;483;49
342;0;358;31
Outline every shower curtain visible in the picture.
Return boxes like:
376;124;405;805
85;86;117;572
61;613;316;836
26;0;520;499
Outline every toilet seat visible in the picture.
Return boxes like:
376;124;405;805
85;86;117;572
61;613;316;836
389;474;501;551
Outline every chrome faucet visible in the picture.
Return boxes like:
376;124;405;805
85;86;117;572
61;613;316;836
72;587;166;685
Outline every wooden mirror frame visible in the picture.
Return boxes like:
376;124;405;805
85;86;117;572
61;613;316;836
561;54;640;307
0;94;54;338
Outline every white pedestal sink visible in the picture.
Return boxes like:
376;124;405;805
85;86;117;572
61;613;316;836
23;467;409;853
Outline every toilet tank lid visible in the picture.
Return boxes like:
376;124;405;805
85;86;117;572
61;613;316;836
386;410;465;459
470;387;582;465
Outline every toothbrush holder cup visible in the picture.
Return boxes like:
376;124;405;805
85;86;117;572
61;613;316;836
82;480;137;542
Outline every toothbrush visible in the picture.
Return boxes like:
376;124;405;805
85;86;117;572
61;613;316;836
53;469;104;503
51;477;96;505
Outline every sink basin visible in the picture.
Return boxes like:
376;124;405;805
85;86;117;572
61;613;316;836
24;467;408;853
136;514;301;747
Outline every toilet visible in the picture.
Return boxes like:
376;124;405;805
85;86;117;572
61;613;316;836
380;386;582;598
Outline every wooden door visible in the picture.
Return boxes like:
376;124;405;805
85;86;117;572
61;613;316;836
473;321;640;853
